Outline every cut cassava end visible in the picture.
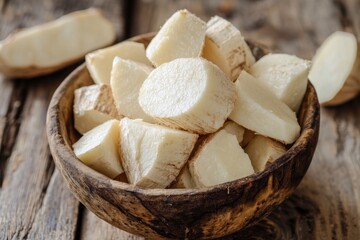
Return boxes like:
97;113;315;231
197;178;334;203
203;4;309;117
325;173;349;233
119;118;198;189
139;58;236;134
229;71;300;144
0;8;115;78
86;41;151;85
202;16;255;81
309;31;360;105
73;84;119;134
72;119;123;179
146;9;206;67
110;58;154;123
250;53;311;112
189;129;254;187
245;135;286;172
223;120;245;144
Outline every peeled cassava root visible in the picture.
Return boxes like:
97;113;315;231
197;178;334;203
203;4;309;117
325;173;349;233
229;71;300;144
0;8;115;78
309;31;360;106
250;54;311;112
245;135;286;172
202;16;255;81
86;41;151;85
73;120;123;179
119;118;198;189
73;84;119;134
139;58;236;134
110;57;154;123
189;129;254;187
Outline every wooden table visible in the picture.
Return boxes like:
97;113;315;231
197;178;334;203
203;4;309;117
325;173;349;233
0;0;359;239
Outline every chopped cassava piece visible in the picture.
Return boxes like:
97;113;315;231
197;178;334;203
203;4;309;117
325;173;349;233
202;16;255;81
86;41;151;85
139;58;236;134
229;71;300;144
0;8;115;78
73;120;123;179
110;57;154;122
309;31;360;105
74;84;119;134
250;53;311;111
119;118;198;189
245;135;287;172
189;129;254;187
146;9;206;66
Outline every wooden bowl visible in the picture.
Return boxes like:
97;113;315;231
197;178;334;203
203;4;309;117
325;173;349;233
46;33;320;239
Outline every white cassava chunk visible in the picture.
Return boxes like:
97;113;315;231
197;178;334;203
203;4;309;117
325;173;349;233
146;9;206;66
250;54;311;111
245;135;286;172
74;84;119;134
202;16;255;81
139;58;236;134
111;58;154;122
189;130;254;187
309;31;360;105
223;121;245;144
229;71;300;144
0;8;115;78
170;165;196;189
119;118;198;189
73;120;123;179
86;41;151;85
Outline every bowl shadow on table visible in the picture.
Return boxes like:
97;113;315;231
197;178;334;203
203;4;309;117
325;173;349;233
223;192;320;240
46;33;320;239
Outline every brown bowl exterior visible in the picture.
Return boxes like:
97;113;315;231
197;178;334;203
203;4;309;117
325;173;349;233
46;33;320;239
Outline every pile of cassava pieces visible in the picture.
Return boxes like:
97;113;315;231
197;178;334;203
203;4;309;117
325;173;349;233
72;9;311;189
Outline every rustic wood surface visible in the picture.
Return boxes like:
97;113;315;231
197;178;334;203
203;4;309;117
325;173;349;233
0;0;359;239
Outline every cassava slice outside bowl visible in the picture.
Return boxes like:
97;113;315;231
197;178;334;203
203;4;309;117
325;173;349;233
46;33;320;239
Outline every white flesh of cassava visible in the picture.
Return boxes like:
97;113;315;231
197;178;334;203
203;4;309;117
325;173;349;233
229;71;300;144
119;118;198;189
146;9;206;67
86;41;151;85
189;130;254;187
139;58;236;134
73;119;123;179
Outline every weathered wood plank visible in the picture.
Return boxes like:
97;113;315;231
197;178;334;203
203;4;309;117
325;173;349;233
80;209;143;240
27;170;80;240
129;0;360;239
0;76;59;239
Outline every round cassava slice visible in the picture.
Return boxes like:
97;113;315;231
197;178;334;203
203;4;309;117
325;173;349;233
309;31;360;105
139;58;237;134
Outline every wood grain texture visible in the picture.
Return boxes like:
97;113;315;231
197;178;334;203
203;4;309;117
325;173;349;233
80;209;140;240
27;170;80;240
